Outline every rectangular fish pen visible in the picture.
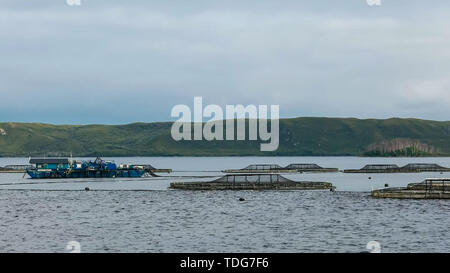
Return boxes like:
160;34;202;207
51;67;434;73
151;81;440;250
170;174;335;191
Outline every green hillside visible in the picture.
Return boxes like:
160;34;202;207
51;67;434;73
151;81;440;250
0;118;449;157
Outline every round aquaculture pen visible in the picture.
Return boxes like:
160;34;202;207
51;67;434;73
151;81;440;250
223;163;338;173
170;174;335;191
345;163;450;173
372;178;450;199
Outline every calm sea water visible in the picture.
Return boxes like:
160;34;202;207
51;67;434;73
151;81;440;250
0;157;449;253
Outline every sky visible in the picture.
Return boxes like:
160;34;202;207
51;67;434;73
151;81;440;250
0;0;449;124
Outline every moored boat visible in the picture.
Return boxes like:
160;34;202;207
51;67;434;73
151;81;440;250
26;157;153;179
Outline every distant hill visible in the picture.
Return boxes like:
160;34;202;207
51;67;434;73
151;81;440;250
0;118;449;157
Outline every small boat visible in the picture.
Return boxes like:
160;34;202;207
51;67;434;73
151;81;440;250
170;174;335;191
26;157;157;179
223;163;338;173
371;178;450;199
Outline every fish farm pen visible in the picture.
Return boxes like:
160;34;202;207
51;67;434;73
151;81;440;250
401;163;449;172
372;178;450;199
284;163;338;172
170;174;335;191
344;163;450;173
223;164;289;173
223;163;338;173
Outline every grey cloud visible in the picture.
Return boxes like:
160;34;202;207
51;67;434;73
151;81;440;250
0;0;449;123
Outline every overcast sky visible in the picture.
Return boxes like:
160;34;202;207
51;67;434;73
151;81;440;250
0;0;449;124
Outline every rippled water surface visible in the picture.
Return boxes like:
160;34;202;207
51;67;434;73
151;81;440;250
1;157;449;252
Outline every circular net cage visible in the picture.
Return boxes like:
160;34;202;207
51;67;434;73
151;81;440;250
401;163;444;170
285;164;322;169
361;164;399;170
214;174;294;183
242;164;283;170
